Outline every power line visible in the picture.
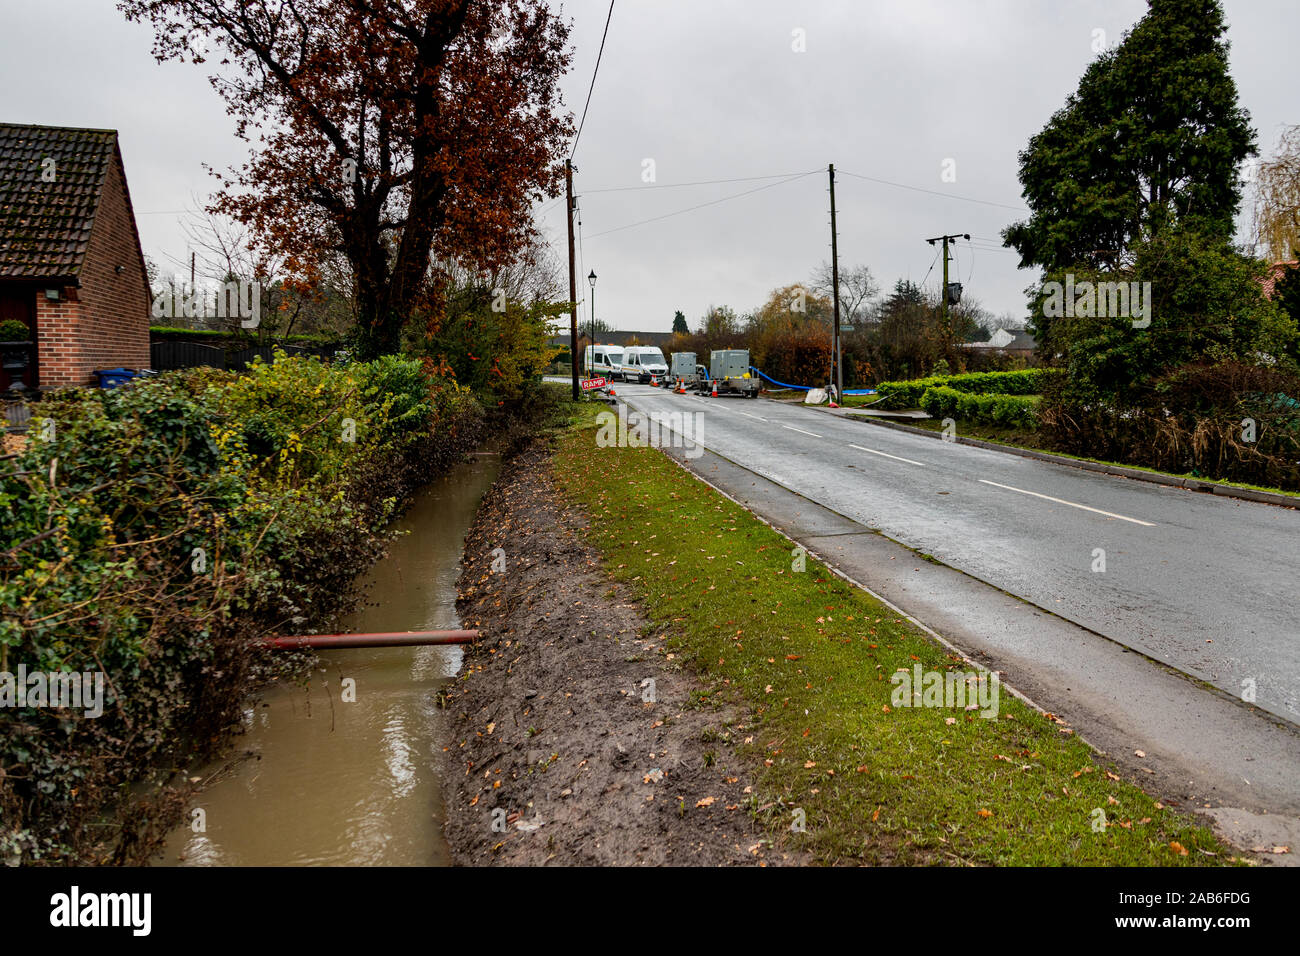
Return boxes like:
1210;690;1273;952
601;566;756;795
917;247;941;291
583;171;816;194
838;169;1028;212
535;195;566;217
585;170;819;240
570;0;615;161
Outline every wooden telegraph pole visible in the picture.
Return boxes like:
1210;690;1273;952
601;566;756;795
828;164;842;403
566;159;580;400
926;233;970;335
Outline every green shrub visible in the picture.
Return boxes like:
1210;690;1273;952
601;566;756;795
0;318;31;341
877;368;1059;408
920;385;1039;429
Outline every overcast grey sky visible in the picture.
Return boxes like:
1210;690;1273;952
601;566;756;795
3;1;1295;332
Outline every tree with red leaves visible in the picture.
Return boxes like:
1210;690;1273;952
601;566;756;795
120;0;573;357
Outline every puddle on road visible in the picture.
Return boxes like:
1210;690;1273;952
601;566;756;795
160;453;500;866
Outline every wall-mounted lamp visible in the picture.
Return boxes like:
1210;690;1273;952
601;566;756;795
44;288;60;301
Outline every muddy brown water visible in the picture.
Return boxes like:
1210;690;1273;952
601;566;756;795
161;454;500;866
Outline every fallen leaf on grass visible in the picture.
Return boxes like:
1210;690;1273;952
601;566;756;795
696;796;715;808
804;761;816;769
977;809;993;819
1170;841;1188;856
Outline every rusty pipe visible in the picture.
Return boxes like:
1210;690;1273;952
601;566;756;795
264;630;480;649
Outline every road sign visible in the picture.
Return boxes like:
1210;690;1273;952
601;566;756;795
581;377;606;391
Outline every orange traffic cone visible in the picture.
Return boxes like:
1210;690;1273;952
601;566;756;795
710;381;718;398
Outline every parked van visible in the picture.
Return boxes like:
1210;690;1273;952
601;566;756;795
618;346;669;384
583;344;624;380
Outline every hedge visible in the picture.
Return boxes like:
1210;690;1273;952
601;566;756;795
875;368;1058;408
920;385;1040;429
0;351;483;864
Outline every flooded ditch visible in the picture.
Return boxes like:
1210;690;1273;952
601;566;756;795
160;452;501;866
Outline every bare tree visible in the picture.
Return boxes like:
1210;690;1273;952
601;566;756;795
809;262;879;325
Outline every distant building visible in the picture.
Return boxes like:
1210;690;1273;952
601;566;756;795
0;123;151;390
962;327;1036;354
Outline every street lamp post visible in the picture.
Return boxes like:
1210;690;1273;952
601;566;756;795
587;270;597;379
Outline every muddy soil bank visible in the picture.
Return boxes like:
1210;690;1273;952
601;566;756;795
442;441;803;866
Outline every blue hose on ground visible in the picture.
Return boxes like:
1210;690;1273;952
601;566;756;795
749;367;875;395
749;367;809;390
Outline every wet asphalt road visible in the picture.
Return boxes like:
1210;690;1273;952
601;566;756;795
612;384;1300;725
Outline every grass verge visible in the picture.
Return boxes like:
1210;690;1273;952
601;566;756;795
552;415;1240;866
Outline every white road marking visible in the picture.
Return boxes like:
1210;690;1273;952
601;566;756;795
734;410;768;421
848;443;925;467
978;479;1155;526
782;424;823;438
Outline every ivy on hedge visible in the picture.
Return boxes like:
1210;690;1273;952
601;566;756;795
0;350;484;865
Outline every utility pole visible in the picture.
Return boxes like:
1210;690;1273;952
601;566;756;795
925;232;970;338
566;159;579;400
828;163;842;403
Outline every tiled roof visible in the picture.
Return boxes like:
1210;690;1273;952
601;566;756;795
1261;260;1298;300
0;123;118;280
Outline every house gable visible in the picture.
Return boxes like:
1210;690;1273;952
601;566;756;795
0;124;151;388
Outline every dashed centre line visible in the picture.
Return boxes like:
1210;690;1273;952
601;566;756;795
978;479;1155;526
782;424;823;438
848;443;926;467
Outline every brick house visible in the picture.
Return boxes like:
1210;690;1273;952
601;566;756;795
0;123;151;391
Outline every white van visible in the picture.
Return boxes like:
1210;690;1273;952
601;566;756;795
618;346;669;384
583;344;624;380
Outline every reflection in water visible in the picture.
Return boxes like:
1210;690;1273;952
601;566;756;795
161;455;499;866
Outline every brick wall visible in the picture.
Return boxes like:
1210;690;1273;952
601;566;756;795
37;148;151;388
